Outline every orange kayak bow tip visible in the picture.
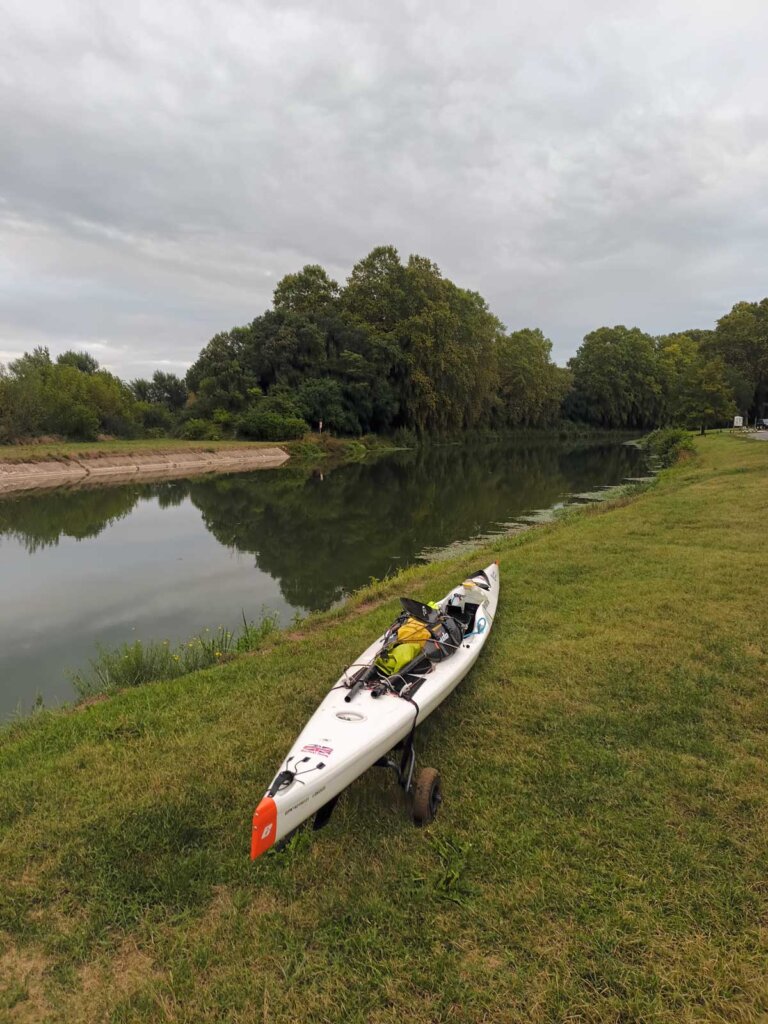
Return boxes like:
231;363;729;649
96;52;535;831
250;796;277;860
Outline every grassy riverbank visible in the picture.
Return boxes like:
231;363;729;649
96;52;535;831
2;434;767;1022
0;434;388;465
0;429;641;466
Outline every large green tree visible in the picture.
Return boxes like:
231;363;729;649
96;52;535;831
657;333;735;430
185;246;504;436
148;371;187;411
566;326;662;429
711;299;768;419
496;328;570;427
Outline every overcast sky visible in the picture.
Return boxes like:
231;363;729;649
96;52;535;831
1;0;767;377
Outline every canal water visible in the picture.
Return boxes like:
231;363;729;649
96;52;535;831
0;439;645;717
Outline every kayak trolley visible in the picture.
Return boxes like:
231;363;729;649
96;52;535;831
373;732;442;826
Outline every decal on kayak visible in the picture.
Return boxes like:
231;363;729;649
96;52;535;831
285;786;326;817
302;743;333;756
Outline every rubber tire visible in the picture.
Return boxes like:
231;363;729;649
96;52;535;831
412;767;442;826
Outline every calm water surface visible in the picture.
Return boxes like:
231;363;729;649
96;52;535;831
0;440;644;716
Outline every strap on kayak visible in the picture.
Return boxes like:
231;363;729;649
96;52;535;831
398;693;421;787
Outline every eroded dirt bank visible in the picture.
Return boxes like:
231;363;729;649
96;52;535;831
0;446;290;494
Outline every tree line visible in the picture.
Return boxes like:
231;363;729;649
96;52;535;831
1;245;766;443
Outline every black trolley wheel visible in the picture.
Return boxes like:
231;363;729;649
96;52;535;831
412;767;442;826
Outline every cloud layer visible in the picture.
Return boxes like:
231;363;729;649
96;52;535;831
1;0;767;375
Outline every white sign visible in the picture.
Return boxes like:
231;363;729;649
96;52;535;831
733;415;744;428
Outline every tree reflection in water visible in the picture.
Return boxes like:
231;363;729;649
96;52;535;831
0;440;644;610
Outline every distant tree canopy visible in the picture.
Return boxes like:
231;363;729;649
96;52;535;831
130;370;187;411
0;246;765;443
185;245;564;438
712;299;768;416
0;347;138;441
56;349;100;375
565;321;746;432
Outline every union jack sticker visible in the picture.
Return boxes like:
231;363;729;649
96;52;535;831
302;743;333;757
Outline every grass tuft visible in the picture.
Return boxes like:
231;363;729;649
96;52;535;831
69;612;279;697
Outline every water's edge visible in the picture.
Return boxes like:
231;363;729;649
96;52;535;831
0;446;290;494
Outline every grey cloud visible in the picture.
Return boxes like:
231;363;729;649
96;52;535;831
1;0;767;374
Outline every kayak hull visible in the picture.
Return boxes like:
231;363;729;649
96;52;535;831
251;562;499;859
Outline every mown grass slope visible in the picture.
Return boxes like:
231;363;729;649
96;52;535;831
1;434;767;1023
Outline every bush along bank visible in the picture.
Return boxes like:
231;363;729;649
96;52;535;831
641;426;696;466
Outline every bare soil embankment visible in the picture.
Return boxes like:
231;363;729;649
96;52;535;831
0;446;289;494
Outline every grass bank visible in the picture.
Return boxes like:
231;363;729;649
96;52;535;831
1;434;767;1022
0;434;389;465
0;439;274;464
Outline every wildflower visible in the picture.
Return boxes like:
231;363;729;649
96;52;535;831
215;651;221;657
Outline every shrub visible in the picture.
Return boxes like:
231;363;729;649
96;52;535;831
236;408;308;441
135;401;173;433
57;403;100;441
643;427;695;466
177;418;223;440
389;426;418;448
212;408;236;434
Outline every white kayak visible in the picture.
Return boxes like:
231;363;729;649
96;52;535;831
250;562;500;859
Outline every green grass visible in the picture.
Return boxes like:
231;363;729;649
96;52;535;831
1;434;767;1022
